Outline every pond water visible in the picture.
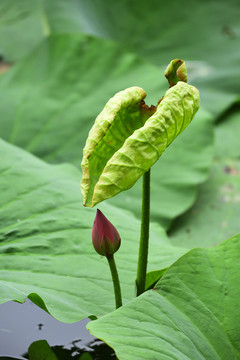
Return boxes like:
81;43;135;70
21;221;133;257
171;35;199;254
0;299;116;359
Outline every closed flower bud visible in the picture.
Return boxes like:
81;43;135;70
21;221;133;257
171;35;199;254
92;209;121;257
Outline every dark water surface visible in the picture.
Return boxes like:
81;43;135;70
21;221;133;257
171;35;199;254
0;299;116;359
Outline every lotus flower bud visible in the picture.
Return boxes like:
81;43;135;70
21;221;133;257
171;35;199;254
92;209;121;257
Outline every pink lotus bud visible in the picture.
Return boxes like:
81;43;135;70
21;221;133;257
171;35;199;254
92;209;121;257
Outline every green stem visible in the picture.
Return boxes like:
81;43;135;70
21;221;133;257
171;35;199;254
107;254;122;309
136;169;151;296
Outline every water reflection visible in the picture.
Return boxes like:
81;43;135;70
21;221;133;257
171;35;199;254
0;300;116;360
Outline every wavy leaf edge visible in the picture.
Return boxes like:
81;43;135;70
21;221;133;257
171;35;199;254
81;81;200;207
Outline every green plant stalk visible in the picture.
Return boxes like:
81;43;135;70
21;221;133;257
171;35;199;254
136;169;151;296
107;254;123;309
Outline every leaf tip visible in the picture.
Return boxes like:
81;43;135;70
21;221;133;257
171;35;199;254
164;59;188;87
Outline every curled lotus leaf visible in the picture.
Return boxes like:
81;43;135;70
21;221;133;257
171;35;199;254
81;81;200;207
164;59;188;87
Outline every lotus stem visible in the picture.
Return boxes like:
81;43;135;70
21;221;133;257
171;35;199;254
136;169;151;296
107;254;122;309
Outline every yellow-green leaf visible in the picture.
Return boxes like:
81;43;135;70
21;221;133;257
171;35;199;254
81;81;200;207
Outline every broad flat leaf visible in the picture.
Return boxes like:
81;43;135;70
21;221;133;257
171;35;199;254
88;235;240;360
1;1;239;113
0;139;187;322
145;269;166;291
169;108;240;248
81;82;200;207
0;34;167;157
73;0;240;115
0;34;214;228
215;106;240;159
0;0;45;61
0;0;85;62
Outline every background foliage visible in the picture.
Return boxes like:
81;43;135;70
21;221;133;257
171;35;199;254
0;1;240;359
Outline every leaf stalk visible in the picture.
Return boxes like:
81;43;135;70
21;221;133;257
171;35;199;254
107;254;123;309
136;169;151;296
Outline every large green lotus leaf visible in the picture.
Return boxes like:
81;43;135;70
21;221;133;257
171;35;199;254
0;0;86;62
215;106;240;159
0;34;167;157
1;1;239;113
0;34;214;229
88;235;240;360
169;108;240;248
70;0;240;115
0;138;187;322
0;0;44;61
